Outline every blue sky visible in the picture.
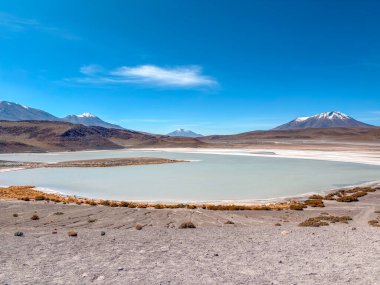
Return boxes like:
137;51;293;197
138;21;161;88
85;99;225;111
1;0;380;135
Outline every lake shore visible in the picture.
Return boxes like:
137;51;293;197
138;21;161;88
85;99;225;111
135;147;380;166
1;188;379;284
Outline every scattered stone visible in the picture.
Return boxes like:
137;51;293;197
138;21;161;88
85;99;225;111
67;230;78;237
135;224;143;230
101;231;106;236
274;223;281;226
30;214;39;220
281;230;289;236
14;231;24;237
352;227;357;230
96;276;105;281
279;260;283;264
224;220;234;225
118;267;124;271
13;213;18;217
52;230;58;234
82;273;88;278
179;222;196;229
214;253;219;257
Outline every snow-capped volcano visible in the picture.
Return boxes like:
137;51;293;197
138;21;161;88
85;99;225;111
63;113;123;129
166;129;203;138
0;101;124;129
77;112;96;118
0;101;59;121
274;111;372;130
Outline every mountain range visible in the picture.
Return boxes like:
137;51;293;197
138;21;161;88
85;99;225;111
273;111;372;130
0;101;375;135
0;101;123;129
166;129;203;138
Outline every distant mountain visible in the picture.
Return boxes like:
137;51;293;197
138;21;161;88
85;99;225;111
0;101;59;121
273;111;372;130
0;101;124;129
63;113;123;129
167;129;203;138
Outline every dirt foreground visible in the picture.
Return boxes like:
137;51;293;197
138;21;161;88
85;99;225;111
1;189;379;284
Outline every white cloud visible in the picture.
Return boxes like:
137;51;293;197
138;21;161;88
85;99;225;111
111;65;216;87
0;12;80;40
69;64;217;88
80;64;103;76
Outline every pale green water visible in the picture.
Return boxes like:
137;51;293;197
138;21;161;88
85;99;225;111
0;150;379;202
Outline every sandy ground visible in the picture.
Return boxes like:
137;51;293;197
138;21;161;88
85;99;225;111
137;147;380;166
1;191;379;285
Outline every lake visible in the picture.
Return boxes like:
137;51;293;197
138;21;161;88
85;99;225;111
0;149;379;202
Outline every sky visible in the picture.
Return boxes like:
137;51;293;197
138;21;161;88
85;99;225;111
1;0;380;135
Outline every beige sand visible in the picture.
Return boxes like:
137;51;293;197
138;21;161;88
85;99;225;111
1;190;379;285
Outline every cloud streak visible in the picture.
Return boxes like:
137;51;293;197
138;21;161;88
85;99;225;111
69;64;217;88
0;12;80;40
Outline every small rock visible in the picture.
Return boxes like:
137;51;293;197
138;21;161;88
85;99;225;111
118;267;124;271
281;230;289;236
101;231;106;236
135;224;143;230
352;227;357;230
96;275;105;281
279;260;283;264
214;253;219;257
14;231;24;237
82;273;88;278
274;223;281;226
52;231;57;234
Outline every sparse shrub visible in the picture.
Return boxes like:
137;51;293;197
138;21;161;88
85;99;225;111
88;218;97;223
67;230;78;237
186;205;197;209
34;195;45;201
100;200;111;206
298;215;352;227
179;222;196;229
289;203;306;211
274;223;282;226
31;214;39;220
304;199;325;207
135;224;143;230
54;212;64;215
309;194;323;200
13;213;18;217
224;220;235;225
119;201;130;207
336;195;358;203
299;218;329;227
368;220;380;227
374;210;380;214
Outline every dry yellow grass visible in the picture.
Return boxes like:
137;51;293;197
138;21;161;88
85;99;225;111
321;186;379;203
2;185;375;212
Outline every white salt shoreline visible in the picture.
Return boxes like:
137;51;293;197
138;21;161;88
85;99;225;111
134;147;380;166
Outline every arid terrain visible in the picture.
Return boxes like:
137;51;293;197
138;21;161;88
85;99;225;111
0;186;379;284
0;157;186;171
2;120;380;153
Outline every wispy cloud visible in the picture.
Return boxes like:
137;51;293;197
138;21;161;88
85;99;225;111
68;64;217;88
0;12;80;40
